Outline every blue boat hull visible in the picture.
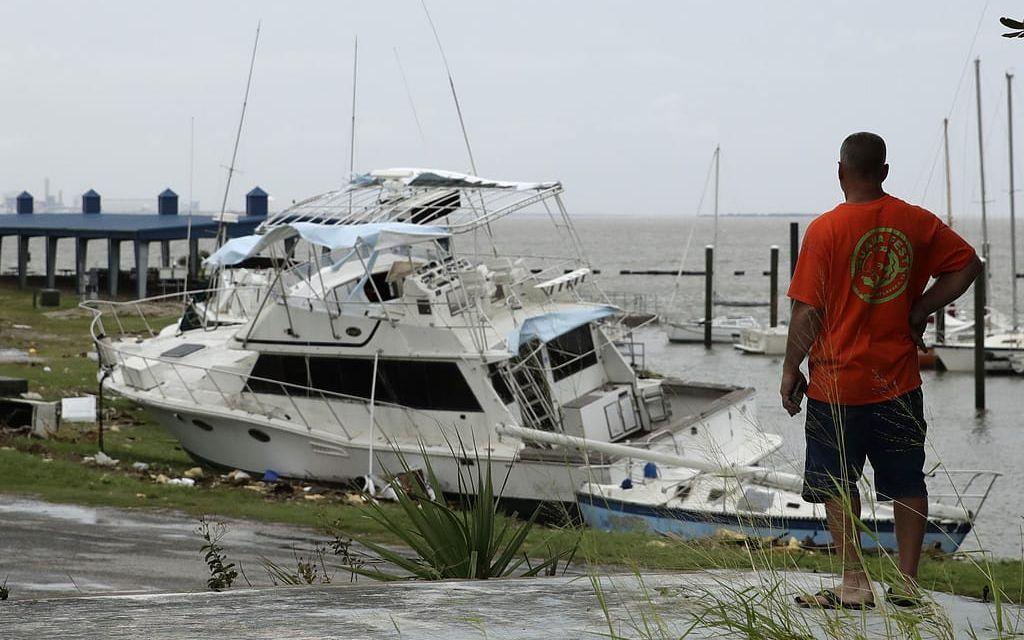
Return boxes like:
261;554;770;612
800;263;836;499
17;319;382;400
578;493;971;554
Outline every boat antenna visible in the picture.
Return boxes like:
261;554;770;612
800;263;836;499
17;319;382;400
347;35;358;217
394;46;427;146
348;35;358;183
216;21;262;247
183;116;195;302
421;0;478;175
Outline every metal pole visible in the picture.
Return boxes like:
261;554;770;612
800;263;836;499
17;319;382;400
704;245;713;348
975;58;990;267
974;258;986;412
789;222;799;278
1008;73;1019;330
943;118;954;228
769;245;779;327
367;349;381;480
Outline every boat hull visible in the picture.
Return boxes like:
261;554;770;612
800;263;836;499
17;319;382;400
933;344;1018;372
577;493;971;554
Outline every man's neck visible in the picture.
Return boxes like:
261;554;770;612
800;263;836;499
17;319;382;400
844;186;886;204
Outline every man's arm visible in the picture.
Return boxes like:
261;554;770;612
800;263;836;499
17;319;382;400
781;300;823;416
909;256;984;350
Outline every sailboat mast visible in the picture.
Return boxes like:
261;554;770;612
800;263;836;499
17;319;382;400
1008;72;1019;330
943;118;954;227
348;35;358;182
712;145;720;303
975;58;991;267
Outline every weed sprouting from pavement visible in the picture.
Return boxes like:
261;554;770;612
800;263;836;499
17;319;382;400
195;516;239;591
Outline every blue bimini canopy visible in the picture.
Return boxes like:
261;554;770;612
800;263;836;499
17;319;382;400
506;305;618;352
204;221;450;267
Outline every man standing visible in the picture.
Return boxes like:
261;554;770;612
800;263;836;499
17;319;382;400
782;132;981;609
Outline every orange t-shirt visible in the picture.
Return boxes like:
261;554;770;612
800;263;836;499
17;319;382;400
787;194;976;405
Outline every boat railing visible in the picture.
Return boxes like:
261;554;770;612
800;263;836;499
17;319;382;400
93;336;452;443
81;285;264;342
924;469;1002;521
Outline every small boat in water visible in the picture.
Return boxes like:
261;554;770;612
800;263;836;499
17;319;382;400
665;315;760;344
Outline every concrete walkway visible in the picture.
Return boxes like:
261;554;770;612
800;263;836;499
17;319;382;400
0;496;1020;639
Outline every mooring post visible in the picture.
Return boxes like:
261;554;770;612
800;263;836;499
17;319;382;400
704;245;714;349
974;258;986;412
769;245;779;328
789;222;799;278
188;237;200;280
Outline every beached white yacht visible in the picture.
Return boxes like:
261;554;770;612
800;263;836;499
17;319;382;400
85;169;780;509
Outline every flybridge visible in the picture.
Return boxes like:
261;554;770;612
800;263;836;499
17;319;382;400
262;168;565;235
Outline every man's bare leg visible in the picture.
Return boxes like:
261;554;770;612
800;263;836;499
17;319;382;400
892;496;928;588
823;494;873;604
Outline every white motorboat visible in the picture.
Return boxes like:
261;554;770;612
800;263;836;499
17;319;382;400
733;325;788;355
666;314;760;344
86;169;782;510
934;332;1024;372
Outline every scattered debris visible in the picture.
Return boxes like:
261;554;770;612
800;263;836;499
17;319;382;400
303;494;325;502
167;478;195;487
83;452;119;467
262;469;280;482
225;470;251;485
11;324;31;330
183;467;204;479
61;396;96;423
154;474;170;484
19;392;42;400
131;461;150;472
42;366;51;373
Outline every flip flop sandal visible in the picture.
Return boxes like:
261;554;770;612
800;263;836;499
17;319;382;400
886;587;923;608
795;589;876;610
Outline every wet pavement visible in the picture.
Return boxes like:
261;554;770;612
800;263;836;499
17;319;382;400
2;569;1019;639
0;496;1020;638
0;495;346;599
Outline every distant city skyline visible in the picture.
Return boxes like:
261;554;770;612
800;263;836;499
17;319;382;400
3;1;1024;218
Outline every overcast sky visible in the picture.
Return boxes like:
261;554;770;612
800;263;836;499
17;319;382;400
3;1;1024;217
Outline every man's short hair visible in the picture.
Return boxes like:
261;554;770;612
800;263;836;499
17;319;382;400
840;132;887;178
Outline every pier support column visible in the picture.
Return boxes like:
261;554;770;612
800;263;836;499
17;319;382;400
134;240;149;300
769;245;779;328
75;238;88;295
17;235;29;289
45;237;58;289
108;239;121;297
188;237;199;280
160;240;171;268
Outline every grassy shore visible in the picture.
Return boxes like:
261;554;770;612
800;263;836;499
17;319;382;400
0;282;1020;602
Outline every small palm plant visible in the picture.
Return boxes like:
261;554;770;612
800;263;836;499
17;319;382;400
337;442;577;581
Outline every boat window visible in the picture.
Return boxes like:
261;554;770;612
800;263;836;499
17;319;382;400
364;272;399;302
546;325;598;382
246;355;482;412
161;343;205;358
248;428;271;442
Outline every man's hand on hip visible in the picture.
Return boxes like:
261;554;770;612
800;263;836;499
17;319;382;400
780;368;808;416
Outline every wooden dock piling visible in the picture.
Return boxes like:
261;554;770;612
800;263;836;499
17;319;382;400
769;245;779;327
974;258;986;412
704;245;713;348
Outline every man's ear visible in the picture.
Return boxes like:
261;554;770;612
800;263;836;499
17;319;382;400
837;162;844;182
880;163;889;183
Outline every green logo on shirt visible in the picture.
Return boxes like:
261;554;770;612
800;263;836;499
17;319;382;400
850;227;913;304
